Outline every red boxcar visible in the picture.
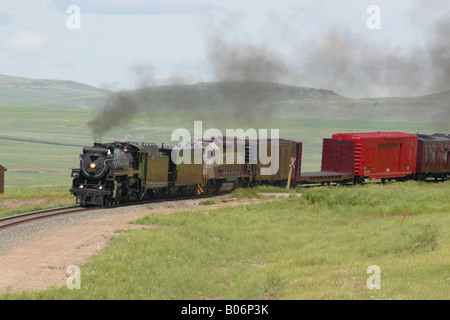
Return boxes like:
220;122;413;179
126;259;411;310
416;134;450;180
331;132;418;182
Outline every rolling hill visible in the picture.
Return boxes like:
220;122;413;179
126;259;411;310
0;74;108;108
0;73;448;123
125;81;450;122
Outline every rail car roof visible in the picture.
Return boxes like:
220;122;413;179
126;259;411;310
417;133;450;142
333;132;417;139
247;138;302;144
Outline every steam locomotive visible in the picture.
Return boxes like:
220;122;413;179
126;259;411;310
70;132;450;206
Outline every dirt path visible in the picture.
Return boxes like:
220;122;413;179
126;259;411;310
0;194;278;294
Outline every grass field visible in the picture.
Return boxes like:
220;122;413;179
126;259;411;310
0;186;76;218
1;181;449;300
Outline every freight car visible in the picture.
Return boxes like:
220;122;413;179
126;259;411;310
416;133;450;181
247;138;302;186
329;132;418;183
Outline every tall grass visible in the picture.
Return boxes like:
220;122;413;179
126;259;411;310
300;181;450;216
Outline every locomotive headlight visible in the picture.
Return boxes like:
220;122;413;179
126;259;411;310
79;185;84;189
90;163;97;169
99;186;103;190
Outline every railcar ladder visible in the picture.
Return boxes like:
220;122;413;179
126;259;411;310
196;173;208;195
354;142;363;176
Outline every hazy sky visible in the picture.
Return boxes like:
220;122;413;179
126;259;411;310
0;0;448;97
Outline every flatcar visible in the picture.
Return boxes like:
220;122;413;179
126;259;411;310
298;138;355;186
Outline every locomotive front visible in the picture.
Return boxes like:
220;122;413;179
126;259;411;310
70;143;134;206
80;145;111;179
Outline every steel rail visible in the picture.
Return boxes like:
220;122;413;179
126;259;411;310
0;206;90;231
0;193;220;231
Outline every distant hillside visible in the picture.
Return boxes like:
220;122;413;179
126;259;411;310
0;74;108;108
132;81;348;112
127;80;362;121
0;74;448;123
359;90;450;122
130;81;449;122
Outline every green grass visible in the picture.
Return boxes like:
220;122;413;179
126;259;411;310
2;181;448;300
0;186;75;217
300;180;450;216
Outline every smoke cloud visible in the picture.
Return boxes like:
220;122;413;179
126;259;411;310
428;18;450;93
88;91;140;142
88;4;450;139
299;31;429;98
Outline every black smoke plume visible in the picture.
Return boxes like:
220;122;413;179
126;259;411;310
88;4;450;140
88;91;139;142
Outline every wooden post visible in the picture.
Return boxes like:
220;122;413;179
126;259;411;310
0;165;7;194
286;157;295;189
286;167;293;189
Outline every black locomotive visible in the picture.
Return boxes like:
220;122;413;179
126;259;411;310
71;142;161;206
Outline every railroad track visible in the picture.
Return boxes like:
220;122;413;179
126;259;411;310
0;194;220;231
0;206;91;231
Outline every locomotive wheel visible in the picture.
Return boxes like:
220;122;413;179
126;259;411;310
104;198;115;207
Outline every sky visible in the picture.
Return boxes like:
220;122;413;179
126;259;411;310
0;0;449;98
